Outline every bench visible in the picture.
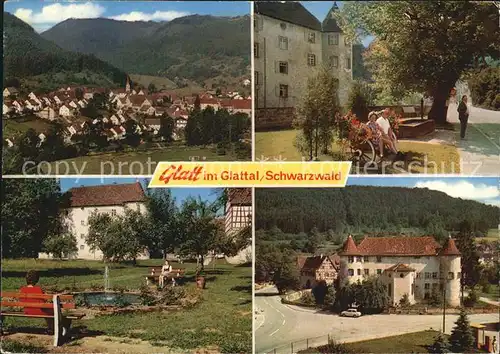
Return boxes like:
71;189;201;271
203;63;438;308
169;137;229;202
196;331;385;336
0;292;85;346
145;266;185;285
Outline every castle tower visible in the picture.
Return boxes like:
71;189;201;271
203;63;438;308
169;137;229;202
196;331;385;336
321;1;353;106
338;235;363;283
439;236;461;307
125;76;131;93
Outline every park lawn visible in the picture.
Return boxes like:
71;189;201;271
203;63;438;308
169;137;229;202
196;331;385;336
1;259;252;353
480;284;500;301
344;331;442;353
39;146;244;175
256;129;460;173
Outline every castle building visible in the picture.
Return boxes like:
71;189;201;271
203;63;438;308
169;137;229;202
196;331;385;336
254;1;353;109
40;182;150;260
338;235;461;307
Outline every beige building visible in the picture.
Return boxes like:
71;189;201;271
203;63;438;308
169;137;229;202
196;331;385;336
339;235;461;307
254;1;353;109
40;182;150;260
297;254;340;289
224;188;252;264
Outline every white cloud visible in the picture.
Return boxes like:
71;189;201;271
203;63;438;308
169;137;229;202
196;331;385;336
110;11;189;22
415;180;500;201
14;2;105;27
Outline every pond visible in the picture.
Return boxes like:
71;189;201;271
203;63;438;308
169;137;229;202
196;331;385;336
75;292;141;307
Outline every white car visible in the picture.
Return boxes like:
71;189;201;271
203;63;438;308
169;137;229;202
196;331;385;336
340;308;362;317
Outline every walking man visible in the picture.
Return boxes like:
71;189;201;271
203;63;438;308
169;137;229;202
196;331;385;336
457;95;470;140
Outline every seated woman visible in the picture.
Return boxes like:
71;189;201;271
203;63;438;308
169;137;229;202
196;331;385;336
20;270;54;333
159;260;170;288
367;111;398;158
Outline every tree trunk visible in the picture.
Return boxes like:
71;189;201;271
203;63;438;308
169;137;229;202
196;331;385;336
428;85;453;124
199;255;204;271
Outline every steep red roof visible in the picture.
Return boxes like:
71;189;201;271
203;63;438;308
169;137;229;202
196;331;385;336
439;237;461;256
357;236;441;256
68;182;146;207
228;188;251;205
231;99;252;110
129;95;148;106
298;254;340;271
340;235;361;255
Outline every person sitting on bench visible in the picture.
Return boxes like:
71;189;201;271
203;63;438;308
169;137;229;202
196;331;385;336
20;270;54;333
159;260;172;288
376;108;399;156
367;111;398;158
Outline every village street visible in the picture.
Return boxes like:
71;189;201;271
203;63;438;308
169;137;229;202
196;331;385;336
255;286;499;354
448;106;500;175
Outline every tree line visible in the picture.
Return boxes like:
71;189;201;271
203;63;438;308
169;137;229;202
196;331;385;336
255;187;498;237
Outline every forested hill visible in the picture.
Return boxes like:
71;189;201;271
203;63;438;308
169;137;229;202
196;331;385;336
41;15;251;83
3;12;127;87
255;187;499;235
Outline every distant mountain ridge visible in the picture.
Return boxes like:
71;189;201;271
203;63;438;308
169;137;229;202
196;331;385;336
3;12;127;89
41;15;251;83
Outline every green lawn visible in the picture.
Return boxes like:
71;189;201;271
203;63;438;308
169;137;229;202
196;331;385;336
3;117;56;138
38;145;246;175
256;129;461;174
1;259;252;353
476;228;499;243
480;284;500;301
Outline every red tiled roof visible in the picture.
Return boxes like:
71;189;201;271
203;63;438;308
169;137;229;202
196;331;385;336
200;98;219;105
439;237;461;256
129;95;148;106
228;188;251;205
340;235;361;255
357;236;441;256
231;99;251;110
68;182;146;207
385;263;415;272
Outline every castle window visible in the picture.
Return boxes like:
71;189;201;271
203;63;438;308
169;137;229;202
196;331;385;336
308;32;316;43
388;272;392;278
364;269;369;276
432;272;438;279
457;272;461;279
416;272;421;278
400;273;404;278
425;272;431;279
348;269;354;276
279;61;288;74
308;54;316;66
360;256;364;263
348;256;354;263
279;84;288;98
280;22;287;30
80;245;84;250
330;56;339;68
80;234;85;239
424;283;430;290
254;43;260;58
357;269;361;275
448;272;454;280
279;36;288;50
376;256;382;263
111;209;117;216
345;57;352;70
81;220;85;226
254;71;260;86
377;269;382;275
328;33;339;45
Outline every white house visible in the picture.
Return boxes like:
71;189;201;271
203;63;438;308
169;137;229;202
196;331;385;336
59;105;73;117
3;87;19;98
339;235;461;307
254;1;353;108
39;182;150;260
3;102;13;115
36;107;57;121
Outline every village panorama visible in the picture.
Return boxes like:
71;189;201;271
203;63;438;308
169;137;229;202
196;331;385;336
2;3;252;176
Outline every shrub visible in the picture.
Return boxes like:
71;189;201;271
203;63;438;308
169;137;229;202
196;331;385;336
159;287;186;305
312;281;328;305
463;290;478;307
399;293;411;308
139;285;156;306
316;340;354;354
300;291;316;305
468;67;500;110
346;80;370;121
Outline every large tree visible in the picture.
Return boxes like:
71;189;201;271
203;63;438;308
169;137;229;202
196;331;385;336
336;1;499;123
294;66;340;160
2;179;65;258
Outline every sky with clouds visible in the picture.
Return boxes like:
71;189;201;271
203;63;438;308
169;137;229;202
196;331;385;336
348;176;500;208
4;1;250;32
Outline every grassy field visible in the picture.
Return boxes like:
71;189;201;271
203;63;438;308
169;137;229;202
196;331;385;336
2;259;252;353
38;145;246;175
3;117;56;138
256;129;461;174
476;228;499;243
129;74;177;91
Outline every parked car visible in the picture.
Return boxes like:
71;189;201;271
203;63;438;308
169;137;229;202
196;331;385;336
340;308;362;317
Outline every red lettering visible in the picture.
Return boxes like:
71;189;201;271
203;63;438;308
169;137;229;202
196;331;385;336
159;165;204;184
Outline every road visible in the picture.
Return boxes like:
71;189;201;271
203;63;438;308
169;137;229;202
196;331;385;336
255;286;499;354
447;105;500;175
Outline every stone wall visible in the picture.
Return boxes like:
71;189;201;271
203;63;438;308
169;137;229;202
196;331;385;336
255;107;296;131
